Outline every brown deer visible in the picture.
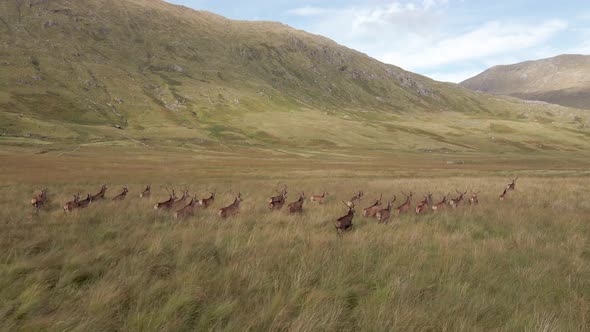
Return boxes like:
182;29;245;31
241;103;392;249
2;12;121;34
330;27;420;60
448;190;466;208
91;184;107;201
348;191;364;206
154;190;178;210
287;192;305;214
174;195;200;220
415;193;433;215
77;194;93;209
395;192;413;215
335;201;355;233
499;188;508;201
376;196;396;224
362;194;383;218
218;193;243;218
172;190;190;209
31;188;48;209
63;194;81;213
469;191;480;205
507;177;518;191
140;185;151;198
269;185;288;210
310;188;329;204
112;187;129;201
431;195;448;211
199;191;216;208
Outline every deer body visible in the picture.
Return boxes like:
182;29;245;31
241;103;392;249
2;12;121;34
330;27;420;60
335;201;355;233
432;196;447;211
31;188;48;209
415;193;432;215
172;190;190;210
395;192;413;215
112;187;129;201
77;194;93;209
218;194;242;218
174;196;200;220
449;190;466;208
154;190;178;210
199;192;216;208
376;198;396;224
91;185;107;201
507;178;518;191
287;192;305;214
269;186;287;210
362;195;382;218
63;194;81;213
469;192;480;205
499;188;508;201
348;191;364;206
140;185;151;198
310;190;329;204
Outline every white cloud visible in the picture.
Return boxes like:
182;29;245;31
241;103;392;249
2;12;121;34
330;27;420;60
288;6;328;17
425;69;483;83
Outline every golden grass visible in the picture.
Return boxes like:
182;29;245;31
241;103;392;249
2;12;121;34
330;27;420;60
1;149;590;331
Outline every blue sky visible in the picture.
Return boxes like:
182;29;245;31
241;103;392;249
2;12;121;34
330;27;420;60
166;0;590;82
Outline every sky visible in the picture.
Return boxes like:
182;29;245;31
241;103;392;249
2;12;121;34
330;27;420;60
165;0;590;82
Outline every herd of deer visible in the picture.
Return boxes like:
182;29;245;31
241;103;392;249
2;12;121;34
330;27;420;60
29;178;519;233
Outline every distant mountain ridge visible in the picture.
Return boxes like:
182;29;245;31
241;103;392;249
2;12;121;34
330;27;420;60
461;54;590;110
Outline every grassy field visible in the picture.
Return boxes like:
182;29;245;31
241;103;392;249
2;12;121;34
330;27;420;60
1;148;590;331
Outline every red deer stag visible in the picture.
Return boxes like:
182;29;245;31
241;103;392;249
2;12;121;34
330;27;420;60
112;187;129;201
91;184;107;201
63;194;81;213
287;192;305;214
218;193;243;218
507;177;518;191
140;185;151;198
431;195;448;211
415;193;433;215
469;191;480;205
499;188;508;201
310;189;329;204
31;188;48;209
269;185;288;210
362;194;383;218
172;190;190;209
395;192;413;215
174;195;200;220
448;190;466;208
154;190;178;210
77;194;93;209
199;191;216;208
348;191;364;206
335;201;355;233
376;196;396;224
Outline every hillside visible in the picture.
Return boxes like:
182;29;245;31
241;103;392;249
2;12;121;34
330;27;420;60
461;54;590;110
0;0;589;155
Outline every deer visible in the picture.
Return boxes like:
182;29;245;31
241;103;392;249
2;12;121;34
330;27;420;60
218;193;242;218
310;188;329;204
172;190;190;209
507;177;518;191
499;188;508;201
348;191;364;206
77;194;93;209
432;195;448;211
362;194;383;218
268;185;288;210
287;192;305;214
376;196;396;224
174;195;200;220
63;194;81;213
31;188;48;209
154;190;178;210
140;185;151;198
415;193;433;215
112;187;129;201
395;192;413;215
469;191;480;205
448;190;467;208
91;184;107;201
335;201;355;233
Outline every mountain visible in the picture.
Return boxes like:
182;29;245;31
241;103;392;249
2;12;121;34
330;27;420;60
0;0;589;155
461;54;590;110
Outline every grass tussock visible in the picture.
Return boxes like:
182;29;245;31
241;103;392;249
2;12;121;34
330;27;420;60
1;177;590;331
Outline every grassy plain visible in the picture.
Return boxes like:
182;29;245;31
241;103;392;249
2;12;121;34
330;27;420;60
1;146;590;331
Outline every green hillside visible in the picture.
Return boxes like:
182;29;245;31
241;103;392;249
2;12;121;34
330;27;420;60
1;0;589;155
461;54;590;110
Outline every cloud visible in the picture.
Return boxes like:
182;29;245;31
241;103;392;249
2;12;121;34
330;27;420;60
424;69;483;83
288;6;328;17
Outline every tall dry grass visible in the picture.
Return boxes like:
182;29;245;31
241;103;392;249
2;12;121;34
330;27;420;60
1;177;589;331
